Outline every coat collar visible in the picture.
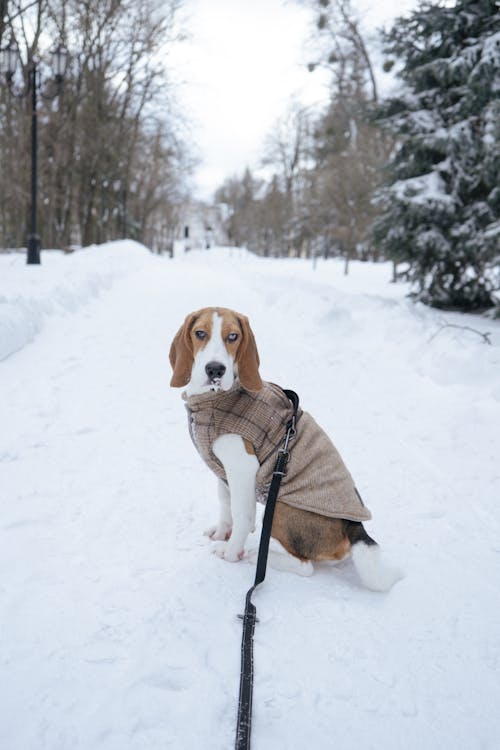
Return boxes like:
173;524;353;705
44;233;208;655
182;379;245;410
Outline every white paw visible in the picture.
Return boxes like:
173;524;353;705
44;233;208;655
213;541;244;562
204;523;232;541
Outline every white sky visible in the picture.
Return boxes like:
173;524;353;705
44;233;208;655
168;0;419;201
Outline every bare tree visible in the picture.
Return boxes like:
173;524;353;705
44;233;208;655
0;0;189;252
263;103;313;197
260;102;316;256
215;168;262;249
298;0;390;270
312;95;393;271
305;0;378;103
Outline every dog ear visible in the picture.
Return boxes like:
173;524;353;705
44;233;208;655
169;313;197;387
236;314;263;391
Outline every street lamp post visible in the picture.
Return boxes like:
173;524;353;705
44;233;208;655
27;62;39;264
1;42;68;264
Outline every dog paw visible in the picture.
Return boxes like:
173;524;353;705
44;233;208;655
204;523;232;541
213;541;244;562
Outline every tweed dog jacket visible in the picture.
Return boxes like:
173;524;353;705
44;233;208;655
183;381;371;523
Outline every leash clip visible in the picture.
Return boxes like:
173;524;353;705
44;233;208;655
283;415;296;451
273;448;289;477
237;613;259;623
273;416;297;477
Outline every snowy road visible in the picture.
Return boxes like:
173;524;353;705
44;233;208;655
1;244;500;749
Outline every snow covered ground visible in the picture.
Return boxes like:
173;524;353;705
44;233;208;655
1;242;499;750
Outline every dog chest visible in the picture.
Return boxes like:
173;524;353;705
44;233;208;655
184;381;293;481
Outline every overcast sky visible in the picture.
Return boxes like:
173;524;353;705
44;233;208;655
168;0;419;202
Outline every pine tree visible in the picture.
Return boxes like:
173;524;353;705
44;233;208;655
373;0;500;312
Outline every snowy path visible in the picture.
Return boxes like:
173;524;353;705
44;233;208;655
1;245;500;749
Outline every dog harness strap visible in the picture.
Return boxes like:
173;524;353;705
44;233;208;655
235;389;299;750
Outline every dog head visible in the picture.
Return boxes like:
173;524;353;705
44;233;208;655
169;307;263;395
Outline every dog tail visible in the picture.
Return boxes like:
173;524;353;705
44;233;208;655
346;523;403;592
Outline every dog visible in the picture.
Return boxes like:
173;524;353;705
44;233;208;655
169;307;402;591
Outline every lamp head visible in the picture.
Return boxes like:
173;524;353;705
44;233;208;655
51;45;68;83
1;40;18;81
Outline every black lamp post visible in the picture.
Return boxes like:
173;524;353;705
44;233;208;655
1;42;68;264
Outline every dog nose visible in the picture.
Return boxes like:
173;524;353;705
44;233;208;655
205;361;226;380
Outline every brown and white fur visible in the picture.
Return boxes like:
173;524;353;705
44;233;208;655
169;307;402;591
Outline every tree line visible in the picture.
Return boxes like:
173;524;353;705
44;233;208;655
0;0;187;252
215;0;499;313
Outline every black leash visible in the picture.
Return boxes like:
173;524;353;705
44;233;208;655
235;389;299;750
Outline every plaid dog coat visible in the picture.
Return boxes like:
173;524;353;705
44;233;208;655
183;381;371;522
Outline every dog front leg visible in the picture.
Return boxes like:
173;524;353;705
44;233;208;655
204;479;232;541
212;434;258;562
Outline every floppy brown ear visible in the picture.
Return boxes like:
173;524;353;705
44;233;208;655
236;314;263;391
169;313;197;387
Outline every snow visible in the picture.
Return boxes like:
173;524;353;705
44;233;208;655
1;242;500;749
391;170;454;207
481;30;500;66
0;241;149;362
404;108;441;133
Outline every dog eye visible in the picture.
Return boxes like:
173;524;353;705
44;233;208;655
195;330;207;340
226;333;239;343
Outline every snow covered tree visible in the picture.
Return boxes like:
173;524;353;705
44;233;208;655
373;0;500;311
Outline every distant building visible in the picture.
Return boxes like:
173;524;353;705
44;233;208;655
174;201;227;256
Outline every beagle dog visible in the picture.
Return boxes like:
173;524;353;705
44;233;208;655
169;307;402;591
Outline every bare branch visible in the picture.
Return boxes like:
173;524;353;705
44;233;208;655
428;324;492;346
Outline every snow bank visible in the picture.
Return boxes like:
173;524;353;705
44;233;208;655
0;241;151;362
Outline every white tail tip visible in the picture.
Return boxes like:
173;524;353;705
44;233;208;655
351;542;403;592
